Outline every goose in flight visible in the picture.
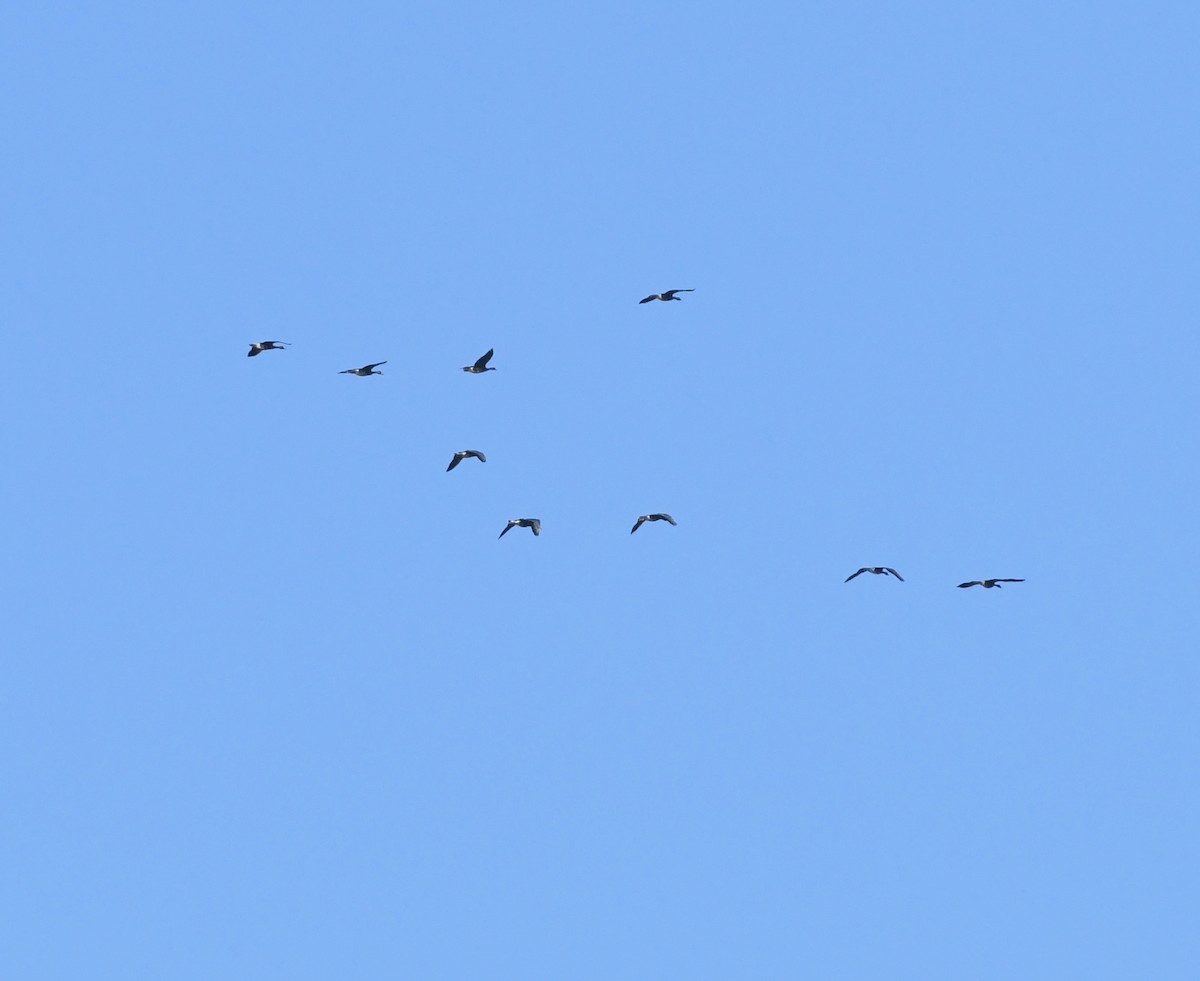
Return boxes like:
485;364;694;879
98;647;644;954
339;361;387;376
447;449;486;472
639;289;695;304
631;513;677;534
247;340;290;357
844;567;904;583
957;578;1024;589
499;517;540;539
463;349;496;373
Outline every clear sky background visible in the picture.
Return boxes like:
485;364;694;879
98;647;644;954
2;2;1197;978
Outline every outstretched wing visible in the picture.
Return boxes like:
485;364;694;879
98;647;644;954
638;294;657;304
468;450;486;463
473;349;494;370
845;568;867;582
663;289;694;299
654;513;677;525
631;516;647;534
447;453;463;471
365;361;387;371
886;568;904;581
994;578;1024;583
499;522;514;539
529;519;541;536
957;581;981;588
247;345;261;357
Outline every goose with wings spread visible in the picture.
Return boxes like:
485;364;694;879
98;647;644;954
446;449;486;472
957;578;1024;589
631;513;677;534
844;567;904;583
339;361;386;376
639;289;695;304
499;518;540;539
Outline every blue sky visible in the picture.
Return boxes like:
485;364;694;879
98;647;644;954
3;2;1198;977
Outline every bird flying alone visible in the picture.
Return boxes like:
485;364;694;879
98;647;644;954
844;567;904;583
958;578;1025;589
447;449;486;472
499;517;540;539
639;289;695;304
339;361;386;376
631;513;677;534
463;349;496;373
247;341;290;357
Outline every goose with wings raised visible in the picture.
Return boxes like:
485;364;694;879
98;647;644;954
463;349;496;373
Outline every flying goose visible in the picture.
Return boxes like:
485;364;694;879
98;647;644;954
499;517;540;539
463;349;496;373
639;289;695;304
339;361;387;376
957;578;1024;589
247;341;290;357
447;449;486;472
631;513;677;534
844;567;904;583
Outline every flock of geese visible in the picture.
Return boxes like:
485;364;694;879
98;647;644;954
247;289;1025;589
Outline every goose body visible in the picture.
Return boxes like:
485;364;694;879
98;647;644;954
499;517;540;539
247;340;290;357
958;578;1024;589
845;567;904;583
463;349;496;373
639;289;695;304
631;513;677;534
339;361;387;376
447;449;487;472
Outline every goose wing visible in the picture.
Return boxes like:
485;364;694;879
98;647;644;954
473;349;494;370
886;568;904;581
631;516;647;534
499;521;515;539
654;513;677;525
845;568;868;582
447;453;464;471
528;519;541;536
994;578;1024;583
467;450;486;462
957;581;982;588
638;294;658;303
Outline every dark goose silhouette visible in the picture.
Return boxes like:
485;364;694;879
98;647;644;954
447;449;486;472
499;517;540;539
844;567;904;583
247;341;290;357
958;578;1024;589
339;361;387;376
639;289;695;304
463;349;496;373
631;513;677;534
